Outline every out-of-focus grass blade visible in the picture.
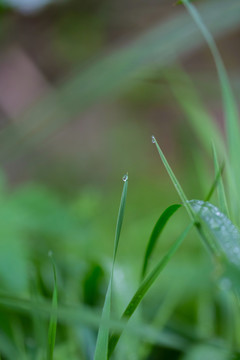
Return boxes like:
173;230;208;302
189;200;240;293
47;253;58;360
141;204;182;280
212;143;229;217
0;289;188;350
94;174;128;360
0;0;240;161
0;333;18;360
182;343;231;360
108;222;193;358
183;0;240;221
164;69;224;157
204;162;224;202
152;136;195;221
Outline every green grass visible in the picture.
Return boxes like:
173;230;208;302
108;222;194;358
141;204;182;280
0;1;240;359
47;252;58;360
94;174;128;360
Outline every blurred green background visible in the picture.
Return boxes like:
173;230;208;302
0;0;239;359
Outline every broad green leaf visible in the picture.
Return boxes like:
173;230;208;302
189;200;240;292
47;254;58;360
108;222;193;358
94;175;128;360
141;204;182;279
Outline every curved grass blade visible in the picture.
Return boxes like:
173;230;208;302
108;222;193;358
189;200;240;292
141;204;182;280
182;0;240;221
47;252;58;360
212;143;229;217
94;174;128;360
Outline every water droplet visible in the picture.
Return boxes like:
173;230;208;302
48;250;53;257
219;277;232;291
151;135;156;144
122;174;128;182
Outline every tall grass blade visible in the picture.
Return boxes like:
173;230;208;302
108;222;193;358
204;162;224;202
183;0;240;220
152;136;195;221
47;253;58;360
164;69;224;157
153;136;222;256
94;174;128;360
212;143;229;217
141;204;181;280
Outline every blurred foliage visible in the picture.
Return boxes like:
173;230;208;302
0;0;239;359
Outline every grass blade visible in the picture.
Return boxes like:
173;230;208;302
113;175;128;263
164;68;224;157
94;282;112;360
108;222;193;358
152;136;222;256
182;343;231;360
152;136;195;221
94;174;128;360
204;161;224;203
141;204;182;280
182;0;240;221
212;143;229;217
47;252;58;360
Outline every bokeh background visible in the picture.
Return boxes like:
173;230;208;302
0;0;240;359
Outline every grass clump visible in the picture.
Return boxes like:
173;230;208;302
0;1;239;359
